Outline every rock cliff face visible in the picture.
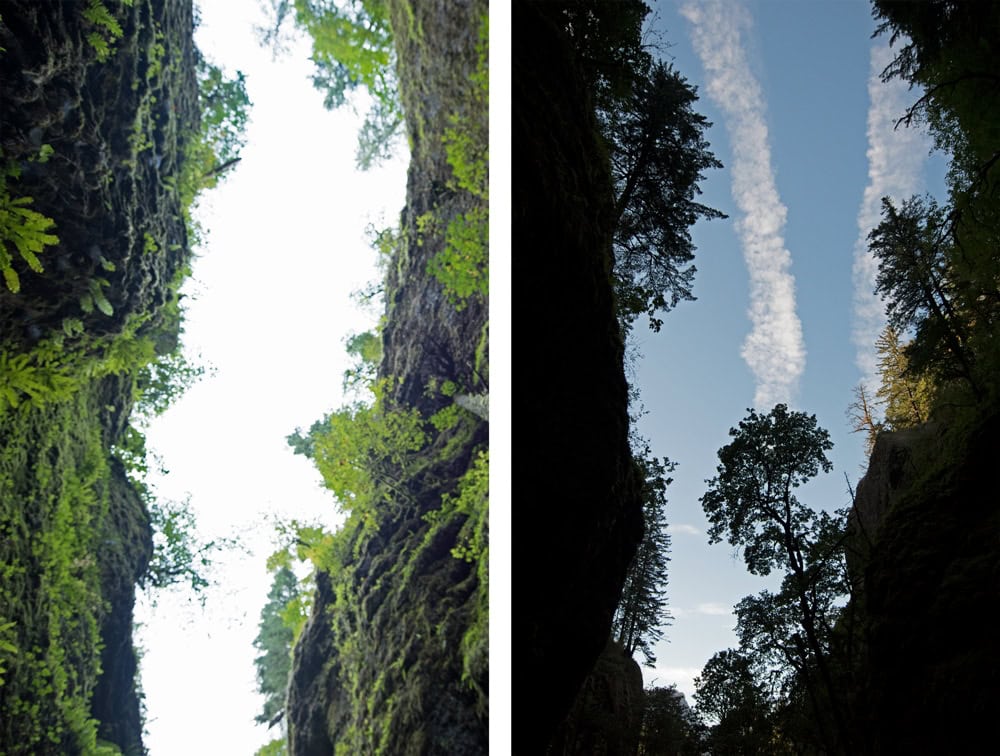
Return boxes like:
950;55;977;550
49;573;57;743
0;0;196;346
285;1;489;753
0;2;199;752
513;1;644;751
548;640;645;756
850;412;1000;752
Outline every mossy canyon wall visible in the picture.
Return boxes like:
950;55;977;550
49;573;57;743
284;1;489;754
1;1;200;753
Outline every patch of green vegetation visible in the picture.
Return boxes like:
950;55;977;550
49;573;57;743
255;738;288;756
0;389;112;751
0;154;59;293
426;14;488;310
82;0;132;63
259;0;401;170
289;377;428;531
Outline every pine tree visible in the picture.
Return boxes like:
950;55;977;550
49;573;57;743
602;60;725;333
253;565;300;729
612;443;673;666
874;325;933;429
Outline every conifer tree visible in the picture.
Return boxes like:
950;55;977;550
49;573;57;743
603;60;725;333
611;443;673;666
874;325;933;429
253;565;300;729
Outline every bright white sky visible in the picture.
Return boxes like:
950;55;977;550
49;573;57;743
134;1;511;752
633;0;944;701
135;1;408;752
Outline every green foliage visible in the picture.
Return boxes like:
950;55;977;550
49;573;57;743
142;496;223;601
342;329;382;396
133;350;207;422
175;56;251;240
427;15;489;310
0;313;158;417
253;565;300;729
875;326;934;430
612;443;673;666
260;0;402;170
80;276;115;316
289;378;427;519
441;448;488;565
443;15;488;201
82;0;129;62
0;156;59;293
427;206;488;310
255;738;288;756
0;390;111;751
197;58;251;167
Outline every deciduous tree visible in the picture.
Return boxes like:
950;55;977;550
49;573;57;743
701;405;851;753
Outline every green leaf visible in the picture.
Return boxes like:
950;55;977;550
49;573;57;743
3;266;19;292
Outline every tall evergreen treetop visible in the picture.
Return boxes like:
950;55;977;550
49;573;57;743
612;444;673;666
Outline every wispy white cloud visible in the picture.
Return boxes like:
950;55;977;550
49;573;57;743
852;43;930;388
694;602;731;616
671;601;733;619
667;523;700;536
680;0;805;408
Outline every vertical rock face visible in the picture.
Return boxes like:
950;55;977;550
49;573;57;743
1;2;198;753
286;1;488;754
513;1;643;751
0;0;197;344
851;413;1000;752
548;640;645;756
846;425;935;588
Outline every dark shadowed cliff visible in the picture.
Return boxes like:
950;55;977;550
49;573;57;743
849;410;1000;753
514;1;644;751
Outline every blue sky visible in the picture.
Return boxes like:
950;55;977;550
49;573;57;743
631;0;945;698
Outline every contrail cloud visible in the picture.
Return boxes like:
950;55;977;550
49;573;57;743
681;0;805;409
852;43;929;389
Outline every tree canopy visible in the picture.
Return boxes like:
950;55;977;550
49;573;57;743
701;404;833;577
701;405;852;753
869;0;1000;407
603;60;724;333
259;0;402;169
253;564;300;731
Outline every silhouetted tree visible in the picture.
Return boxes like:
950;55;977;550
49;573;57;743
694;649;779;755
640;685;704;755
701;405;851;753
603;60;724;333
612;443;673;666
